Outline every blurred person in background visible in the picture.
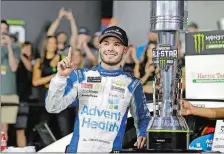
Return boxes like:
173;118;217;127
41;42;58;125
33;21;52;59
88;31;101;63
177;40;186;95
76;27;98;68
1;20;9;34
9;33;18;44
32;36;59;133
188;22;198;33
121;43;138;76
134;41;158;101
136;32;158;61
15;41;33;147
1;20;20;141
47;7;78;57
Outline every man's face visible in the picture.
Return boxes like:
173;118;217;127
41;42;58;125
71;51;82;66
57;33;67;50
188;27;198;33
1;23;8;34
99;37;127;66
23;44;32;57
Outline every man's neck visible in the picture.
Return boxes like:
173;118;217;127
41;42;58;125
73;64;79;69
101;62;121;70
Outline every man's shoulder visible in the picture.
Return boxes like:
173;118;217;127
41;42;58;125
121;72;141;93
71;67;102;82
122;71;140;82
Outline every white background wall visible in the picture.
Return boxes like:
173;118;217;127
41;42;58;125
113;1;224;46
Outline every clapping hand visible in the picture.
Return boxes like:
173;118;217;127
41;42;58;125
58;7;66;19
65;8;74;21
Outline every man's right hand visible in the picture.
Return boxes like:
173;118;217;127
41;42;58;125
57;47;75;77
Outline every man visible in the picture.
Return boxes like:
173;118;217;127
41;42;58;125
136;32;158;61
1;20;9;34
182;100;224;119
77;27;98;68
188;22;198;33
1;20;20;140
45;26;150;152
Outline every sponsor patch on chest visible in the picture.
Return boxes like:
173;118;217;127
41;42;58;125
87;76;101;83
111;85;125;93
81;83;104;91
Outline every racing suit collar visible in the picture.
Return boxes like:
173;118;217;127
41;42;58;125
97;64;123;77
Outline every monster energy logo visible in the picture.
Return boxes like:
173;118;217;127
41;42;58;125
152;46;178;70
193;33;205;53
159;58;167;70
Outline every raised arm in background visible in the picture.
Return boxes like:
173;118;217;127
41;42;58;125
47;7;66;36
65;9;78;49
5;35;19;72
81;39;98;66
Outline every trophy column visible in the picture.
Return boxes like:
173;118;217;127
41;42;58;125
147;0;190;150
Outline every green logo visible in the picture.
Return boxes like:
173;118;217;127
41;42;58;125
193;33;205;53
159;58;167;70
52;67;57;72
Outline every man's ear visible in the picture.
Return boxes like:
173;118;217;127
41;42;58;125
98;43;102;51
123;46;128;55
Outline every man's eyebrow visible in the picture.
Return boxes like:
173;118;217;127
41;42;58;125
114;41;122;44
102;40;109;43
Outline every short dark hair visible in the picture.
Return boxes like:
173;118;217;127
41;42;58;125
22;41;32;48
1;20;9;30
188;22;198;29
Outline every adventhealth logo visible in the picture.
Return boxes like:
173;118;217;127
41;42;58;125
80;105;122;132
193;33;205;53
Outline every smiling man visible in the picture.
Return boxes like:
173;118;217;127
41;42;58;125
45;26;150;153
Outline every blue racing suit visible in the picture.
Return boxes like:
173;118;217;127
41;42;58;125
45;64;150;152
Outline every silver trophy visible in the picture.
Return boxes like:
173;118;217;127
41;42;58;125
147;1;190;150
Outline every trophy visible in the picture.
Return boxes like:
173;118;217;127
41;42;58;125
147;0;190;150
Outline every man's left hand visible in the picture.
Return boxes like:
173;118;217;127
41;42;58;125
134;136;146;149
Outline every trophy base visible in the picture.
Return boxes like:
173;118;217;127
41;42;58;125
147;130;189;150
147;116;190;150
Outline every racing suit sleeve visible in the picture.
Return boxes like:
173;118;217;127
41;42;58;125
45;72;79;113
130;81;150;138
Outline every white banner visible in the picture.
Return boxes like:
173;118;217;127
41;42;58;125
186;54;224;152
212;120;224;152
186;55;224;101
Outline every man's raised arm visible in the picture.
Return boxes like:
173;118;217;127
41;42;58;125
45;47;78;113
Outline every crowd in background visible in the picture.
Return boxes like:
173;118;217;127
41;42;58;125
1;7;199;150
